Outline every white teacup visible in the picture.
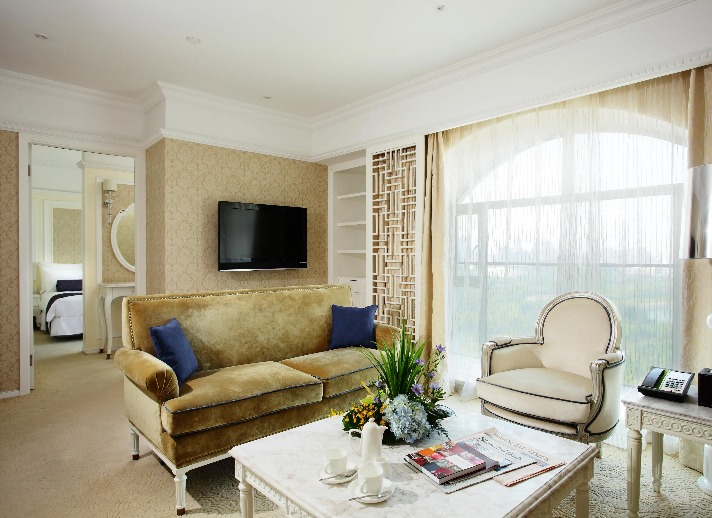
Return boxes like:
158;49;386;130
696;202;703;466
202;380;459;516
357;461;384;495
374;456;390;478
324;447;348;476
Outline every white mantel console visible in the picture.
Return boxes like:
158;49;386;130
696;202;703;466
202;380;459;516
98;282;135;359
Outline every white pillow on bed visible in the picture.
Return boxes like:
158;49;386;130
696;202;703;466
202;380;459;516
38;262;82;294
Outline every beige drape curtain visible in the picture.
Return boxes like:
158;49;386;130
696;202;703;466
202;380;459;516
688;65;712;168
420;133;448;388
681;64;712;377
679;64;712;472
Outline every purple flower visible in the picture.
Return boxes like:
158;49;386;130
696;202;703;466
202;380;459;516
411;383;424;396
431;382;441;390
375;380;383;388
427;371;436;378
374;395;381;405
436;344;446;354
415;358;425;366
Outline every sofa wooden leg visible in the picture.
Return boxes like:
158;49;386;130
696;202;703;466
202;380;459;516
130;428;139;460
175;470;187;516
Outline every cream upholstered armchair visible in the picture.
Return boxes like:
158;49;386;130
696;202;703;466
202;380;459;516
476;292;624;447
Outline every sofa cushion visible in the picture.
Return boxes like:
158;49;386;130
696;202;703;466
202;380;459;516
161;361;323;435
280;348;378;398
476;367;593;425
329;304;378;349
149;318;199;386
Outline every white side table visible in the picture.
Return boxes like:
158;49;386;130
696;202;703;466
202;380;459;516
98;282;135;359
623;387;712;518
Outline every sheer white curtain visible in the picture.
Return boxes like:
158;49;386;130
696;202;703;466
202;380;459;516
439;73;691;399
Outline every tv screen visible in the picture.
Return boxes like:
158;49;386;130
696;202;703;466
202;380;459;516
218;201;307;271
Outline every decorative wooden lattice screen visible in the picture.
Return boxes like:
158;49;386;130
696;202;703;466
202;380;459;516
371;145;418;337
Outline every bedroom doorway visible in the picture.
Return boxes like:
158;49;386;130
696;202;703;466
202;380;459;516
29;144;135;389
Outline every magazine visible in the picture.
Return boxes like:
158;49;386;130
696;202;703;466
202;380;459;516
403;428;564;494
404;439;499;484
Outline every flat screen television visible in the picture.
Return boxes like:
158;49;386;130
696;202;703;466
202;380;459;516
218;201;307;271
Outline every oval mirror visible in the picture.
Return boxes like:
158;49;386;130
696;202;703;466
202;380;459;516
111;203;135;272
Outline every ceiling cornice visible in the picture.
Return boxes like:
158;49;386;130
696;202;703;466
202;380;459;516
78;157;135;173
0;118;143;150
0;68;143;113
156;82;312;131
311;0;696;129
146;128;312;162
311;46;712;163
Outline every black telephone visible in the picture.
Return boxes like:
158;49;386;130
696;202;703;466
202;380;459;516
638;367;694;402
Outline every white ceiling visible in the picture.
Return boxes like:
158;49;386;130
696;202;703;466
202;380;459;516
0;0;625;118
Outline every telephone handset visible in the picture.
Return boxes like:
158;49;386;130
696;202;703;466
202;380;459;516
638;367;694;402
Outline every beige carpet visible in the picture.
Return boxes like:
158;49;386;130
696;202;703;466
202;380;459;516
1;333;711;517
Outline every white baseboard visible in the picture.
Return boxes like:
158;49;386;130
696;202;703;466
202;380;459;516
0;390;22;400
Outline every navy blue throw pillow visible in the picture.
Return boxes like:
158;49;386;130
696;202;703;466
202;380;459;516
149;318;199;386
56;279;82;292
329;304;378;350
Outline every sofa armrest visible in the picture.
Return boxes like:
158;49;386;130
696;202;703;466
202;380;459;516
374;323;400;347
114;348;179;403
481;337;543;377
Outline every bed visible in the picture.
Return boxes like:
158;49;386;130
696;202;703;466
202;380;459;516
37;262;84;337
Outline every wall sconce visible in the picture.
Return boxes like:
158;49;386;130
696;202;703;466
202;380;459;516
102;179;118;226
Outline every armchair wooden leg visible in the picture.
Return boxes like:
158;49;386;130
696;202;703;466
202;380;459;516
130;428;139;460
175;470;187;515
595;441;603;458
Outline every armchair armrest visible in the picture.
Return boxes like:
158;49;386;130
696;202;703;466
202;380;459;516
114;348;179;403
481;337;543;377
586;350;625;431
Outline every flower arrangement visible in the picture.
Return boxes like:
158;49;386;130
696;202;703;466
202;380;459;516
340;323;453;444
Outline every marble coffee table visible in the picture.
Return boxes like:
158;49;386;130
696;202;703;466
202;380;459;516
229;403;596;517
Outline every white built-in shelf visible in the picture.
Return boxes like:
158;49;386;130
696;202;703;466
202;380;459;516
337;250;367;255
337;220;367;227
337;191;367;200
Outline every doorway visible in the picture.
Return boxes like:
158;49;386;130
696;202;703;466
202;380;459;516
28;143;135;389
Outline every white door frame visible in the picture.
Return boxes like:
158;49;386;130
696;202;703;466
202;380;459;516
18;132;146;396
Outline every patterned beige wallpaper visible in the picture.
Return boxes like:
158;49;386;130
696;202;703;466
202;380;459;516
102;183;135;283
53;208;82;264
0;130;19;392
146;138;328;294
146;140;166;294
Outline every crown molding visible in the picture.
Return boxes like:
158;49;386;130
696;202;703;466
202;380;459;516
145;128;313;162
311;0;696;129
78;157;135;173
0;68;143;113
138;82;165;113
0;118;143;150
310;46;712;163
156;82;312;131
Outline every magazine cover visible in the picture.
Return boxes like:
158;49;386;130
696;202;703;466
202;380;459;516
404;439;498;484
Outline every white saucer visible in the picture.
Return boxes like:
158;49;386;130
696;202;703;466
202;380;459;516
347;478;395;503
319;463;357;485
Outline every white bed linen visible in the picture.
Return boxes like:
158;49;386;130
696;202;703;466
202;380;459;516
40;291;83;336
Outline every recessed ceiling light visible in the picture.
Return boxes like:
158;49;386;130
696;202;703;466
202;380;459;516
263;96;272;100
34;33;49;40
185;36;201;44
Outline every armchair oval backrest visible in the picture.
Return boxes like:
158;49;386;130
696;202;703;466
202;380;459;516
538;292;622;379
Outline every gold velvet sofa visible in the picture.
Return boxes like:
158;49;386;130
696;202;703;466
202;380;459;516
114;284;395;515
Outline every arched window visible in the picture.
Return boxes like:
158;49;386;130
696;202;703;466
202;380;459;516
444;87;689;390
